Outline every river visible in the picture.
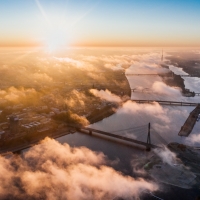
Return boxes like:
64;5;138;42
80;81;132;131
55;49;200;199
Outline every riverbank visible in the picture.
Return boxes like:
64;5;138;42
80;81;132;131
0;127;74;154
86;72;131;124
0;70;132;153
166;53;200;94
166;52;200;78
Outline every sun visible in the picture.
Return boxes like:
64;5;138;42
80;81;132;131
45;29;69;53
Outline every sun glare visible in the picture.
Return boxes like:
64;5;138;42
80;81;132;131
45;29;69;53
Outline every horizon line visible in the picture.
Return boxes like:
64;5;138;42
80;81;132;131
0;44;200;48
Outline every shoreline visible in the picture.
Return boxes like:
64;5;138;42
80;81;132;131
86;71;131;124
0;70;132;153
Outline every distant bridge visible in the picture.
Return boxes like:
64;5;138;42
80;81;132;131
131;88;200;96
132;99;199;106
126;72;200;79
126;73;162;76
131;87;200;97
126;73;199;78
180;74;198;77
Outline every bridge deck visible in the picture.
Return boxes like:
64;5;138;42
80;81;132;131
126;74;161;76
180;75;197;77
79;127;159;149
132;99;199;106
0;125;159;154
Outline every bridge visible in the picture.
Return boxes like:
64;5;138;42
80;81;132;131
180;74;198;77
126;73;163;76
126;73;198;78
75;124;159;150
131;99;199;106
131;88;151;92
0;123;164;155
131;87;200;96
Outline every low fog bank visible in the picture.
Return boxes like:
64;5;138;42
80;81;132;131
90;89;129;103
126;52;170;75
184;77;200;93
0;87;40;104
154;146;178;166
91;100;197;145
127;71;200;103
168;65;188;76
90;89;122;103
169;65;200;93
0;138;158;200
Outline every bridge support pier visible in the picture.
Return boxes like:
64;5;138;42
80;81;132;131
146;123;151;151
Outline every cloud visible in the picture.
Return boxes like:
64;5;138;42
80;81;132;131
126;61;169;75
64;89;101;111
81;55;99;63
151;81;182;96
186;133;200;146
184;77;200;93
81;54;134;70
121;101;165;116
65;90;86;108
0;87;38;102
32;73;53;82
193;50;200;55
70;112;89;126
91;100;191;146
0;138;158;199
54;57;84;68
53;57;94;70
90;89;122;103
104;63;124;71
153;146;178;166
126;52;170;75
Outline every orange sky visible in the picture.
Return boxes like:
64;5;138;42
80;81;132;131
1;0;200;47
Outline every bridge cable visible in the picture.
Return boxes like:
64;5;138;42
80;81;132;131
111;124;148;133
151;128;168;145
114;127;148;140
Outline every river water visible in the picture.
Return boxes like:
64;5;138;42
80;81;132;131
56;49;200;199
57;49;200;167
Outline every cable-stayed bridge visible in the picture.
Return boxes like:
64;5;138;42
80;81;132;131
69;123;167;151
110;124;168;146
1;123;167;154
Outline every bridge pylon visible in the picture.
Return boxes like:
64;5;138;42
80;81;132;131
146;123;151;151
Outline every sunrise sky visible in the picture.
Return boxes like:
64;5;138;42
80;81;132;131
1;0;200;47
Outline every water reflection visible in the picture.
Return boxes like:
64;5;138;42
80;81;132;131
57;132;148;176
